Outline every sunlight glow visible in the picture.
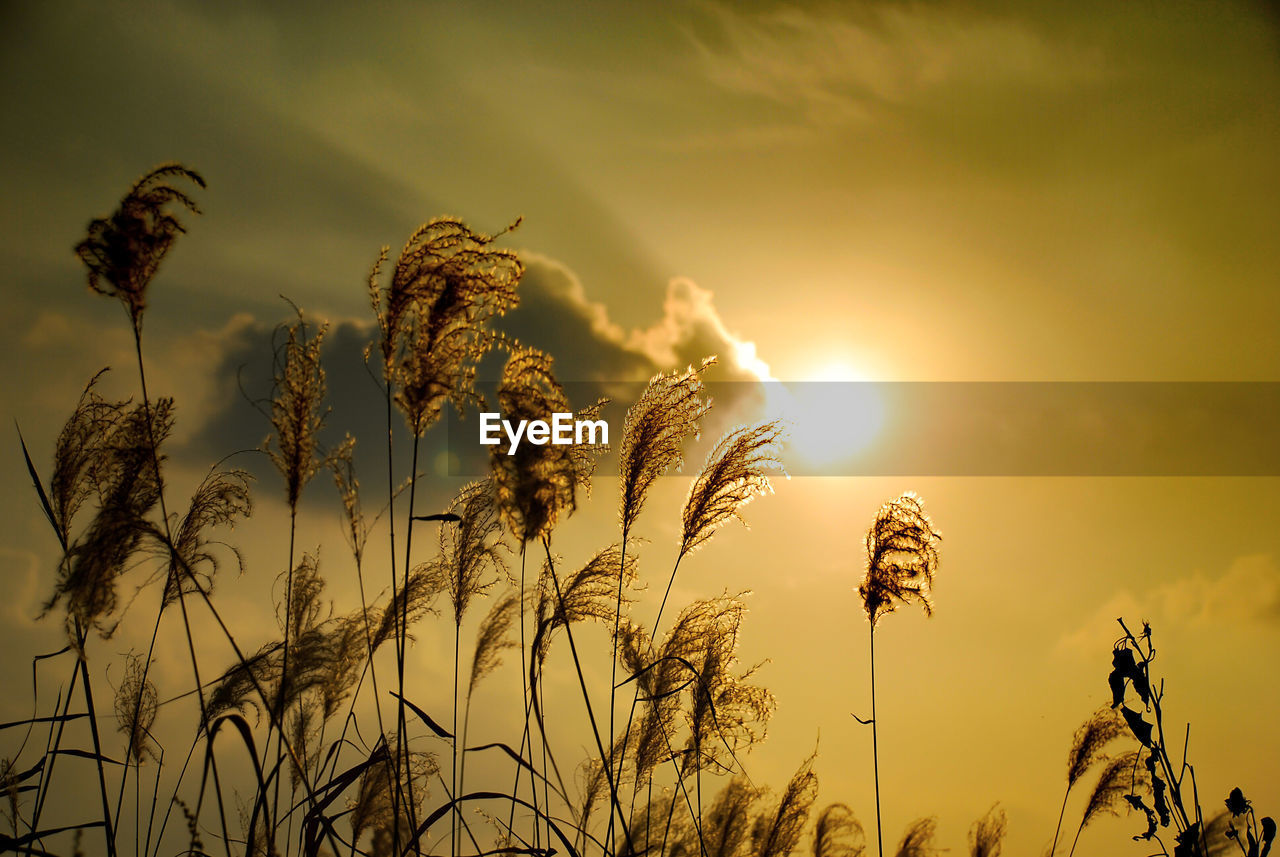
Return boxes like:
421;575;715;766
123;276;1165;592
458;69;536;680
764;360;885;470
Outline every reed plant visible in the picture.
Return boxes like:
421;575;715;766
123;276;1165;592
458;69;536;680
7;161;1261;857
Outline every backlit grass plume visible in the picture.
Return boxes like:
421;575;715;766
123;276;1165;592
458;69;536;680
430;481;507;626
1050;706;1124;856
114;653;157;765
42;370;117;547
813;803;866;857
680;420;786;559
533;545;637;675
267;308;330;511
619;360;714;539
700;778;757;857
1068;750;1146;857
967;805;1006;857
750;753;818;857
856;491;941;857
350;740;438;856
894;818;937;857
368;217;522;436
75;164;204;330
43;397;174;639
858;492;940;627
490;348;602;544
160;466;252;607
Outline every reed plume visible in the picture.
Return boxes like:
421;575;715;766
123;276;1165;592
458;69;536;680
329;435;369;566
430;481;507;626
267;309;331;511
858;492;941;627
469;589;520;696
45;370;117;546
160;466;252;606
968;804;1006;857
813;804;866;857
369;564;444;652
680;420;786;558
75;164;204;329
751;753;818;857
702;778;758;857
1050;706;1124;855
1069;750;1146;857
620;360;714;539
612;360;713;814
368;217;522;436
44;397;174;640
113;653;157;765
533;545;637;672
856;491;940;857
895;818;937;857
350;741;437;857
490;347;602;544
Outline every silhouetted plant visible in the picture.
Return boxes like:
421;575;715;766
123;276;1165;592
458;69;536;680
856;492;941;857
1049;705;1125;855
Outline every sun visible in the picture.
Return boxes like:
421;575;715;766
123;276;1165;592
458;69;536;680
768;359;885;471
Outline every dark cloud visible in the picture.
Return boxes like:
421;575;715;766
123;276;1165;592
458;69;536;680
184;253;776;492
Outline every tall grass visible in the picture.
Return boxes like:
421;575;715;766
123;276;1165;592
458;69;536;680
5;162;1264;857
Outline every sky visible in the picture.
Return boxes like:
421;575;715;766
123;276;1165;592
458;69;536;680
2;2;1279;856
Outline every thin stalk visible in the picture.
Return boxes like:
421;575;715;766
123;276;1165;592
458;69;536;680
177;585;233;857
73;621;117;857
540;539;634;856
274;511;299;843
615;552;685;830
870;623;883;857
24;581;83;853
507;547;537;845
129;324;237;857
605;529;630;855
383;384;403;857
452;621;460;857
398;433;424;856
1049;785;1072;857
113;613;162;838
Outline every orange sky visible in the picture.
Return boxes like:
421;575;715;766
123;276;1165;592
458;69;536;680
2;3;1279;856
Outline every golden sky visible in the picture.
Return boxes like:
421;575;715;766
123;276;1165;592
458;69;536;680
2;3;1278;856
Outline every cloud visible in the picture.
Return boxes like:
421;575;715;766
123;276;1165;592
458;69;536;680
0;548;44;627
167;252;775;489
1058;553;1280;654
692;3;1104;128
499;253;771;388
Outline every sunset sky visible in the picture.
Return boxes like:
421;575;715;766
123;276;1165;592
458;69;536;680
2;3;1279;856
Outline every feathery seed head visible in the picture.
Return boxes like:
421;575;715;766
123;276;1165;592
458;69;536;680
680;419;786;557
267;309;330;510
1066;705;1125;788
619;359;714;538
370;218;522;435
163;467;252;607
469;589;520;695
432;480;507;625
44;397;174;640
813;804;866;857
859;492;941;627
490;348;600;543
114;653;157;764
76;164;204;329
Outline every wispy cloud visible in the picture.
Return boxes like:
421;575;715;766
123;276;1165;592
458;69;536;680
1058;553;1280;654
691;3;1104;128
